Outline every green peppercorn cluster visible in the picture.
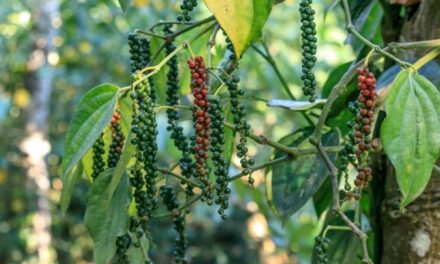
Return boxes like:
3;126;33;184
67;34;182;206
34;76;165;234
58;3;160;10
177;0;197;22
128;33;151;73
208;96;230;219
115;233;131;264
108;110;125;168
314;236;330;264
225;75;255;185
130;76;159;218
337;101;360;199
163;25;195;196
299;0;318;102
128;33;156;101
160;186;188;264
91;133;105;180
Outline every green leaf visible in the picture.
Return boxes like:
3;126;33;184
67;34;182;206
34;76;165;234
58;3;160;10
267;128;340;223
61;84;118;198
60;162;83;213
381;70;440;208
118;0;132;12
85;169;131;264
203;0;274;58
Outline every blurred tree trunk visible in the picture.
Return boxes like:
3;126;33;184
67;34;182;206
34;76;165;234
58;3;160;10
381;1;440;263
20;0;59;263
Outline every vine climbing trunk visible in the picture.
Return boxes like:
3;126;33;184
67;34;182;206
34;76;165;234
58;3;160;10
20;0;59;263
381;1;440;263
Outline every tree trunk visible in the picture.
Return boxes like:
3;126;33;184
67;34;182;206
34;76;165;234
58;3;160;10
20;0;59;263
381;1;440;263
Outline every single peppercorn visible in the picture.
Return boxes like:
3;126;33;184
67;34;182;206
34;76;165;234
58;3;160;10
208;96;230;219
108;110;125;168
164;25;195;196
299;0;318;102
177;0;197;22
91;133;105;180
225;75;255;186
160;186;188;264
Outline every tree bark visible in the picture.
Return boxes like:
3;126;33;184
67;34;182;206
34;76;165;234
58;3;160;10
20;0;59;263
381;1;440;263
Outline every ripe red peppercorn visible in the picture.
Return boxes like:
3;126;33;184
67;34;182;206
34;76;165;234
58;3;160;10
189;56;210;179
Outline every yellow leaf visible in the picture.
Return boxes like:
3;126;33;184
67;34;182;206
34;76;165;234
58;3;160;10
203;0;274;58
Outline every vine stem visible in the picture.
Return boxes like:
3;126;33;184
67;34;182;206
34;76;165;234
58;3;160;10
309;139;372;264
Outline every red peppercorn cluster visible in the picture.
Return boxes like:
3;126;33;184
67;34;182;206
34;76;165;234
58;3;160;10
188;56;210;178
353;67;377;189
108;110;125;168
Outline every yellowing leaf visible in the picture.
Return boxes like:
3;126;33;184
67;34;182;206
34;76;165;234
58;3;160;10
203;0;274;58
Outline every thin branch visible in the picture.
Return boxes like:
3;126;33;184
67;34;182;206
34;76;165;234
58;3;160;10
168;16;216;40
207;24;221;69
228;155;292;181
223;121;342;157
391;38;440;50
310;139;372;264
153;195;202;219
134;29;166;39
342;0;410;68
157;168;203;188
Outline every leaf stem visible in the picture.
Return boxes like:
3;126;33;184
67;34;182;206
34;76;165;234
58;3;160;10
322;225;352;237
413;46;440;70
341;0;411;68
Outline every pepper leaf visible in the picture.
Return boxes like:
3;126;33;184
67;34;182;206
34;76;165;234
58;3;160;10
381;70;440;208
203;0;274;58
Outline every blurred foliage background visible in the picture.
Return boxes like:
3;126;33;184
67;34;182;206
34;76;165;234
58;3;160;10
0;0;362;263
